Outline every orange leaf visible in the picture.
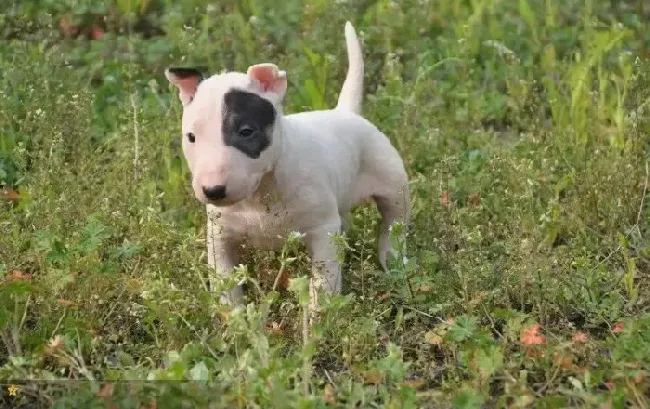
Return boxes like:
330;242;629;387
3;187;19;202
401;379;425;389
44;335;64;355
57;299;76;307
416;283;433;292
59;18;80;37
48;335;63;349
424;331;443;345
552;352;573;370
362;369;384;385
378;292;391;301
525;348;545;359
90;25;104;40
323;383;336;405
612;322;624;334
140;399;157;409
97;383;113;398
440;191;450;206
520;323;546;345
59;18;70;32
268;321;283;335
571;331;588;344
604;381;614;390
634;372;647;384
7;270;33;281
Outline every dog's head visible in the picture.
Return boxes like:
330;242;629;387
165;64;287;206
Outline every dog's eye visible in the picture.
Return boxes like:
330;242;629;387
186;132;196;143
237;126;255;138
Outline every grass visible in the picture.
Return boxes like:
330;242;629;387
1;0;650;407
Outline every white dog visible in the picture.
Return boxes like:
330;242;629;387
165;21;410;308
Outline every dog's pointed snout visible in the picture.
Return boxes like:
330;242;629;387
202;184;227;201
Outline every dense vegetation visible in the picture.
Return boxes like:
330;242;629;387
2;1;650;407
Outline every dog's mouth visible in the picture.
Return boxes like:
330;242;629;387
195;173;269;207
202;196;241;207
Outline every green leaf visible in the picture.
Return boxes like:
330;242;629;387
112;240;141;260
115;351;136;367
518;0;538;45
0;307;8;328
165;350;181;368
77;215;113;255
288;276;310;306
44;269;77;293
449;315;478;342
454;386;485;409
476;345;503;379
304;79;325;110
189;361;209;381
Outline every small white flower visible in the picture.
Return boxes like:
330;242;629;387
288;231;306;240
48;335;64;350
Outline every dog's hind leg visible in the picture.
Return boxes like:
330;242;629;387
373;181;410;272
340;212;352;233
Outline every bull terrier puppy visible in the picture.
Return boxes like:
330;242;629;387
165;21;410;310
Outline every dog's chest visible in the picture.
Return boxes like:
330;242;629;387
223;200;297;251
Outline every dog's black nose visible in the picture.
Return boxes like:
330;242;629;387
203;185;227;201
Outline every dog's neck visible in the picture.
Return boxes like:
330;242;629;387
248;112;287;203
270;110;287;167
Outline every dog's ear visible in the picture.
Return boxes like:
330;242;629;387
165;67;204;106
247;63;287;100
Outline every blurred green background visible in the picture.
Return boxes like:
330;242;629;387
1;1;650;407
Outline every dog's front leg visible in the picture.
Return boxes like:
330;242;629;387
206;211;243;305
305;221;343;315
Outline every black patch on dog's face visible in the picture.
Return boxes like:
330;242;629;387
221;90;276;159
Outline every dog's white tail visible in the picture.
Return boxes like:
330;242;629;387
336;21;364;115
